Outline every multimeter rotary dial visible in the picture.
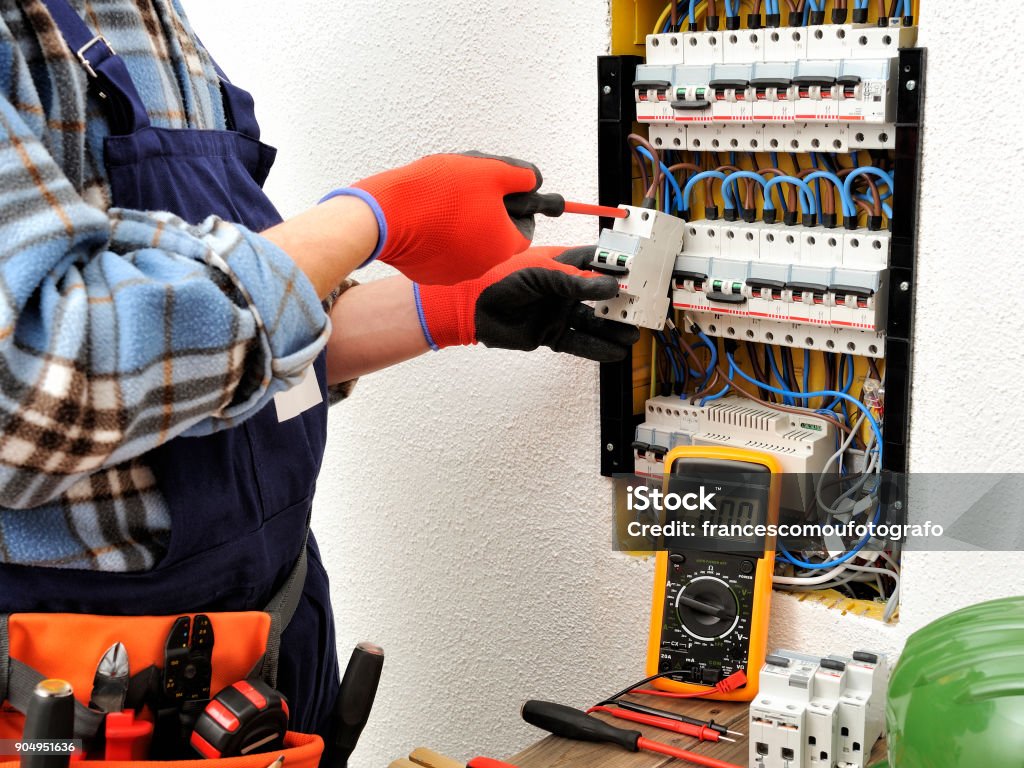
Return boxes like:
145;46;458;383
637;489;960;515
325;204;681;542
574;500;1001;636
674;574;741;641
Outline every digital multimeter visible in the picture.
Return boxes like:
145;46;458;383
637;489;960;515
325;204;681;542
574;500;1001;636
644;446;781;701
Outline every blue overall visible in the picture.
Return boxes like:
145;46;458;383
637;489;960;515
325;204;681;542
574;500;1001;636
0;0;341;751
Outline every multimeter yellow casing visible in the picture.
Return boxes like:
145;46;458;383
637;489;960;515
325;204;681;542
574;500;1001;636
644;445;782;701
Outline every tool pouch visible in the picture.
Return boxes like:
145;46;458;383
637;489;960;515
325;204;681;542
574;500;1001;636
0;550;323;767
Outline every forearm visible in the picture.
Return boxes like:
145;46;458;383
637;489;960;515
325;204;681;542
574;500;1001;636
326;276;431;383
262;195;379;298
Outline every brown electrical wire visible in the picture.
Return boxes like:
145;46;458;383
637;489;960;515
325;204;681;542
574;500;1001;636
690;369;722;404
746;341;775;403
666;163;703;213
754;0;764;11
837;167;881;216
757;167;798;213
628;133;663;199
628;144;649;198
671;0;679;28
876;0;887;17
782;0;797;12
868;358;882;382
715;165;753;211
853;198;874;218
675;332;852;434
796;167;836;217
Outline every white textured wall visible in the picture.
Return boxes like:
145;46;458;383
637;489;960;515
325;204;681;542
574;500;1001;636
181;3;1024;766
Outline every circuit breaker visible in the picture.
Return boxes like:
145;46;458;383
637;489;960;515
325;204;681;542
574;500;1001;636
749;649;888;768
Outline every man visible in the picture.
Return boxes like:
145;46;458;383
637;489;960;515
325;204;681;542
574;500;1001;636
0;0;637;757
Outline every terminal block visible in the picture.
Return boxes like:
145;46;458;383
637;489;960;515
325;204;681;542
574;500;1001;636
591;205;685;330
632;395;836;515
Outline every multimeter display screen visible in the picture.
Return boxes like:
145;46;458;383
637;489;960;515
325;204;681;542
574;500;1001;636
665;459;772;552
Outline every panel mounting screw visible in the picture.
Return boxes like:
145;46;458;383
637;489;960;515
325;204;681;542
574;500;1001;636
603;85;612;95
899;281;909;291
905;79;916;91
606;443;614;451
894;501;904;511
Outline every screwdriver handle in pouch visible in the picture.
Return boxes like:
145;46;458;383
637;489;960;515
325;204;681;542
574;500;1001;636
520;700;641;752
332;642;384;768
23;680;75;768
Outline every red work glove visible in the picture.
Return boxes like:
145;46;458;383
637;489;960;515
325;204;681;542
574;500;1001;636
323;152;544;285
414;246;640;361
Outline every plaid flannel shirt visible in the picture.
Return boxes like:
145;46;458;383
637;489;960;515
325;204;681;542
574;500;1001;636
0;0;347;572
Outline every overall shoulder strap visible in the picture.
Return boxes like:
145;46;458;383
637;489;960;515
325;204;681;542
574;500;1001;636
39;0;150;134
193;35;263;140
256;532;309;688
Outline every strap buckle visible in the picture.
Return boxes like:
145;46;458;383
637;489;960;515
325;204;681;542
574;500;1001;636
76;35;114;80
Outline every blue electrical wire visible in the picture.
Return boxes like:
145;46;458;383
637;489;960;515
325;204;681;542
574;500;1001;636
696;330;718;382
655;331;684;385
701;358;734;405
802;349;810;402
843;166;895;208
765;348;794;406
721;171;769;214
725;352;884;460
635;146;685;211
682;170;728;214
803;169;856;217
688;0;697;25
763;175;816;216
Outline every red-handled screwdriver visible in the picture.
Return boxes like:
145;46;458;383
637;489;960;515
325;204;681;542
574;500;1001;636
521;700;744;768
505;192;628;220
586;705;733;742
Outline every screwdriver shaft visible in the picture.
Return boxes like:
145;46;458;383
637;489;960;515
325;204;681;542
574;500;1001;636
562;201;629;219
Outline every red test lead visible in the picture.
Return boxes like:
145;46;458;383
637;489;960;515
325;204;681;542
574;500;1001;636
585;705;732;742
522;700;744;768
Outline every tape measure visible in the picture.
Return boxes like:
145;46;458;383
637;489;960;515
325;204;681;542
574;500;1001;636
644;446;781;701
190;680;288;759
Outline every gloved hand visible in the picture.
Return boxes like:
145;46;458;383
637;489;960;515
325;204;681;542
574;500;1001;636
414;246;641;361
324;152;545;285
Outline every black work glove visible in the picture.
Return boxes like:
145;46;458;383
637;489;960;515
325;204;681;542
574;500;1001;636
413;246;640;362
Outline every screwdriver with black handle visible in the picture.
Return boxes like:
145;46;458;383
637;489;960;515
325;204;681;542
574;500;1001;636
520;700;744;768
22;679;76;768
504;193;628;220
331;642;385;768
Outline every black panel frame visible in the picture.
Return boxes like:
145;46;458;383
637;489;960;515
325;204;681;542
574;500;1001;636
596;48;926;478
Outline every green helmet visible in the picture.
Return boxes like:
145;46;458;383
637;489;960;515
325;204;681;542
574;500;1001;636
871;596;1024;768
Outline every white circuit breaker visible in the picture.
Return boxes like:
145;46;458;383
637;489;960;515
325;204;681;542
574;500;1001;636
750;650;888;768
591;205;686;330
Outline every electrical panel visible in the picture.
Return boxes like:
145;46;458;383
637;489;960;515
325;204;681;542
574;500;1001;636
598;1;923;621
750;649;887;768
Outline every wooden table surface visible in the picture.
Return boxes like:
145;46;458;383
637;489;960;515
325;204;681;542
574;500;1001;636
509;694;887;768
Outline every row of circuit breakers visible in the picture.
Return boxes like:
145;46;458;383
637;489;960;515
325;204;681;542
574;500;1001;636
638;23;916;152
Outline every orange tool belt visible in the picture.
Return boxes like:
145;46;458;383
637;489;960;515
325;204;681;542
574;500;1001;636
0;547;323;768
